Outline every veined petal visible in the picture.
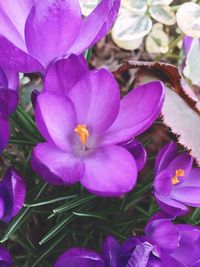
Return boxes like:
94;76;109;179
0;114;9;153
180;169;200;187
0;36;43;73
101;81;165;146
69;0;120;54
172;186;200;207
32;142;84;185
1;169;26;223
155;193;189;216
123;140;147;172
155;142;177;174
44;55;88;94
102;236;120;267
0;88;18;116
0;0;35;43
54;248;104;267
68;69;120;134
80;145;137;196
34;92;76;151
154;171;172;196
25;0;82;67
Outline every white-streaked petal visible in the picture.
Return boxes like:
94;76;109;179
151;0;174;5
112;12;152;50
150;5;175;25
146;23;169;54
122;0;147;16
176;2;200;37
79;0;99;16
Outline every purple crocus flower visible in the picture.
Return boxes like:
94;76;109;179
0;0;120;73
54;212;200;267
31;64;164;196
0;169;26;223
0;67;18;152
154;141;200;216
0;246;12;266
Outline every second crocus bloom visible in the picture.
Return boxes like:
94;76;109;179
154;141;200;216
32;64;164;197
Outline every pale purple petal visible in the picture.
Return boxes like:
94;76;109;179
149;221;180;252
44;55;88;94
0;36;43;73
161;255;185;267
155;142;177;174
54;248;104;267
102;236;120;267
34;92;76;151
101;81;165;146
166;152;193;178
25;0;82;67
123;140;147;172
32;142;84;185
0;114;9;153
171;186;200;207
68;0;120;54
0;246;12;266
180;168;200;187
183;36;193;55
68;69;120;134
154;171;172;196
80;145;137;196
1;169;26;222
155;193;189;216
127;242;153;267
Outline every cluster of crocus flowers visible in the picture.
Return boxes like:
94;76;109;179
0;0;120;73
54;211;200;266
154;141;200;216
31;55;164;196
0;169;26;223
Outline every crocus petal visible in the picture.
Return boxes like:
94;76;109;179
25;0;82;67
1;169;26;222
127;242;153;267
0;35;43;73
68;0;120;54
155;193;189;216
54;248;104;267
44;55;88;94
0;68;7;87
180;168;200;187
183;36;193;55
68;69;120;134
150;221;180;252
122;140;147;172
161;254;185;267
0;88;18;116
155;141;177;174
34;92;76;151
3;68;19;92
80;145;137;196
0;194;5;219
101;81;165;146
154;171;172;196
171;186;200;207
0;246;12;266
32;142;84;185
102;236;120;267
166;152;193;178
0;114;9;153
0;0;34;44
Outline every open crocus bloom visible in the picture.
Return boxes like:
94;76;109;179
0;169;26;223
54;212;200;267
0;246;12;266
0;0;120;73
154;141;200;216
0;67;18;153
32;65;164;196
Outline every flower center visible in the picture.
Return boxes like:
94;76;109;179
172;169;185;185
74;124;89;145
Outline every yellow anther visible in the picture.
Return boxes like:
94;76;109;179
74;124;89;145
172;169;185;185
